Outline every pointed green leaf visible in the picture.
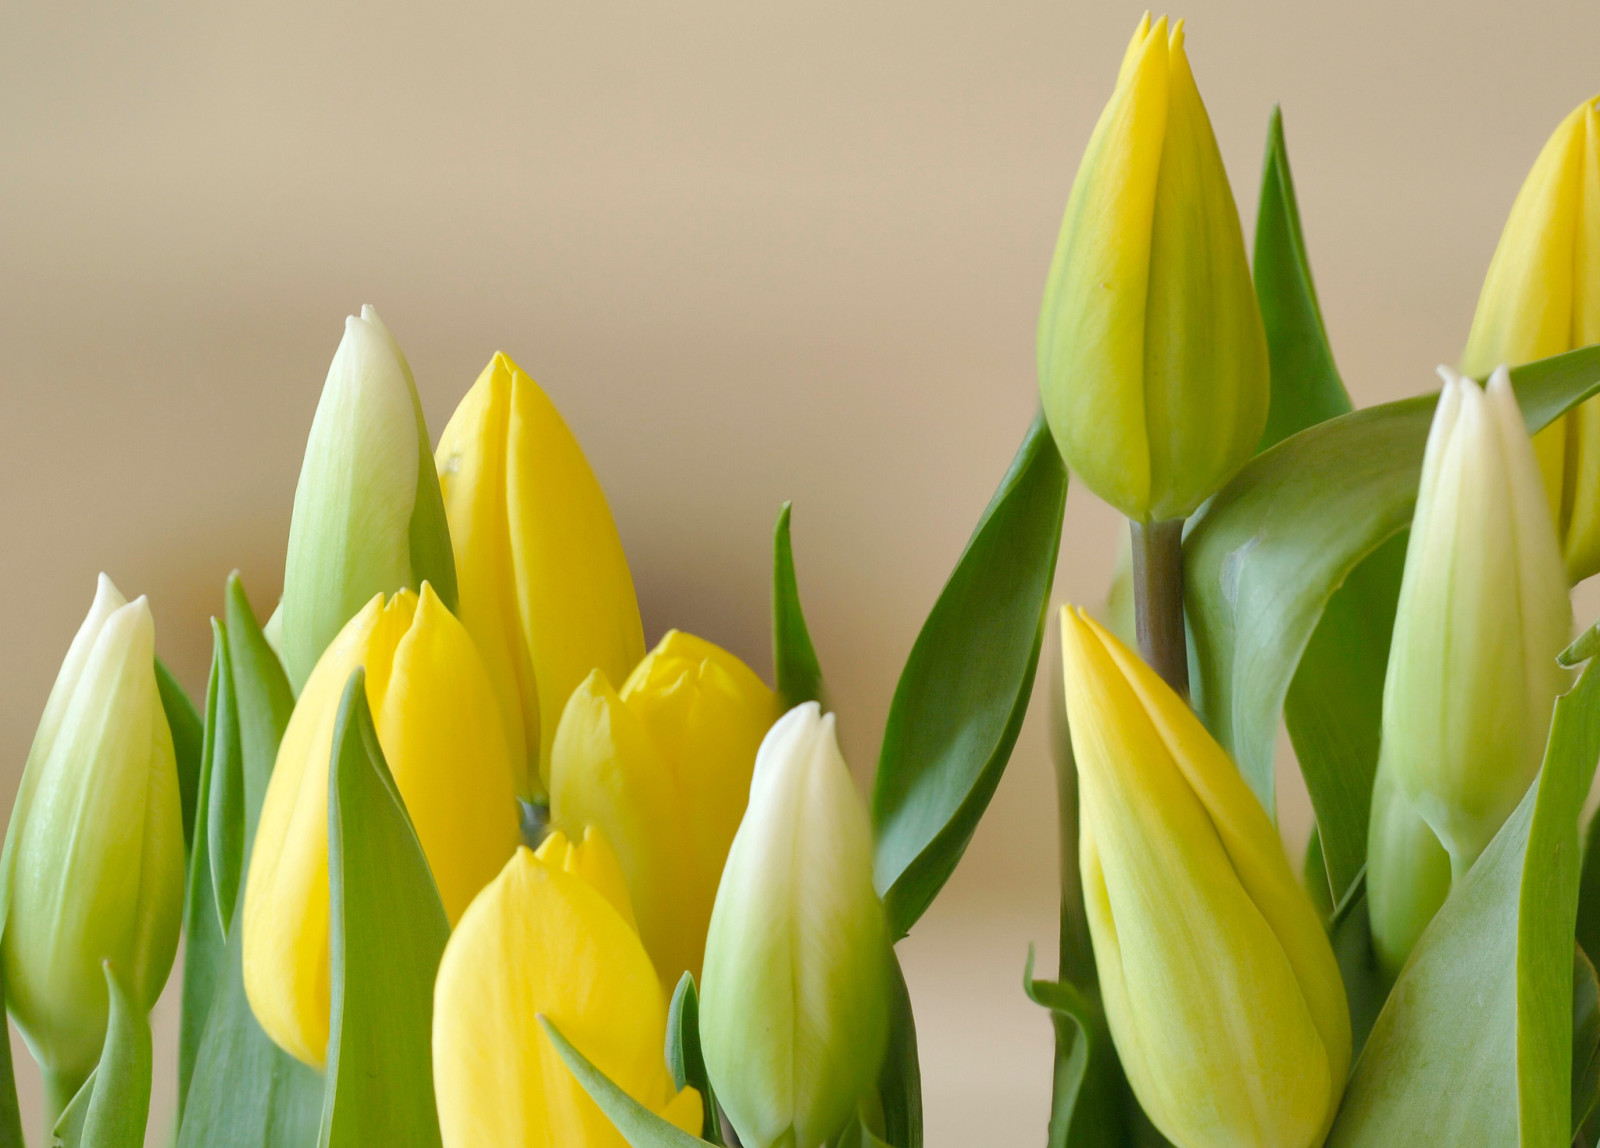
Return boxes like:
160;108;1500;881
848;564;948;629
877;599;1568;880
178;622;230;1123
206;618;246;938
225;572;296;855
773;502;825;710
1185;343;1600;907
1574;946;1600;1135
1327;630;1600;1146
871;411;1067;936
1024;948;1121;1148
876;953;922;1148
157;655;205;855
0;965;24;1148
53;963;152;1148
665;975;722;1145
320;670;448;1148
1578;812;1600;966
540;1017;710;1148
408;426;458;615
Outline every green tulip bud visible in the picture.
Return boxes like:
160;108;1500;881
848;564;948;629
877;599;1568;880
1367;367;1571;975
279;305;455;693
699;702;891;1148
0;576;184;1097
1037;13;1267;522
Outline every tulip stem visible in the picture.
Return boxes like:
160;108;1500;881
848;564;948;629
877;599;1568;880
1129;518;1189;697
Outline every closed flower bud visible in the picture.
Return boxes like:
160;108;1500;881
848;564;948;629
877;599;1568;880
1366;368;1570;973
1038;14;1267;523
435;352;644;796
548;630;779;986
1060;606;1349;1148
0;576;184;1090
431;843;701;1147
243;584;520;1067
280;306;456;693
1462;96;1600;582
699;703;891;1148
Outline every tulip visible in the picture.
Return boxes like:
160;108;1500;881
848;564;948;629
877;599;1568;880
548;630;779;986
1059;606;1349;1148
242;584;519;1067
0;576;184;1110
532;825;637;933
699;703;891;1148
279;306;456;693
1037;14;1267;523
1462;96;1600;581
435;351;644;796
431;844;702;1147
1366;368;1570;973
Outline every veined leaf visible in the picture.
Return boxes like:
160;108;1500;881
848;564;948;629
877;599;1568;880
157;655;204;856
665;975;722;1145
225;572;295;854
53;963;152;1148
320;670;449;1148
1186;344;1600;907
773;502;825;710
1327;625;1600;1146
872;411;1067;936
877;953;922;1148
541;1017;710;1147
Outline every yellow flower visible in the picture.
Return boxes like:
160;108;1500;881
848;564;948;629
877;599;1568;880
548;631;778;987
1462;95;1600;581
436;352;644;796
431;844;701;1148
1060;607;1348;1148
1037;14;1267;522
0;576;184;1090
242;584;520;1068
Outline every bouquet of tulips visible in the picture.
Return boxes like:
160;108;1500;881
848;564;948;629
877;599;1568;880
5;11;1600;1148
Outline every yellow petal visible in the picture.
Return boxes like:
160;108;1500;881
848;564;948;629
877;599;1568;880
534;826;638;934
436;356;538;793
431;849;699;1148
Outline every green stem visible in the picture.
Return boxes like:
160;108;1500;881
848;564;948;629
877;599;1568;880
1129;518;1189;697
42;1066;85;1140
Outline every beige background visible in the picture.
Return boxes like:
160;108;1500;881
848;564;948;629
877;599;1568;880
3;0;1599;1143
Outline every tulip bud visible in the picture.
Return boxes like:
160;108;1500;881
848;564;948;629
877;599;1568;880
1059;606;1349;1148
1462;96;1600;581
431;844;701;1147
435;351;644;796
0;576;184;1092
243;584;519;1067
1038;14;1268;523
1366;368;1570;973
699;703;891;1148
280;306;456;693
548;630;779;985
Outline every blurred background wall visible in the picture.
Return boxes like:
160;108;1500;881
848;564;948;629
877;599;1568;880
3;0;1598;1142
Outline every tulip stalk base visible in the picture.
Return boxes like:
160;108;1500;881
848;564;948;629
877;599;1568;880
1129;519;1189;696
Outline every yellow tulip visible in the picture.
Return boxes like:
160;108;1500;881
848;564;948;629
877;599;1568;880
1038;14;1267;523
533;826;637;934
436;352;644;796
431;844;701;1147
242;584;520;1068
1462;95;1600;581
1060;607;1349;1148
548;630;779;987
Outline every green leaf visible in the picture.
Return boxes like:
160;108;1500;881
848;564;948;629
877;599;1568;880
665;975;722;1145
871;411;1068;936
772;501;825;710
1574;946;1600;1135
540;1016;709;1148
1327;630;1600;1146
157;655;205;856
178;622;230;1124
1578;811;1600;967
320;669;448;1148
206;618;247;939
0;965;25;1148
877;952;922;1148
53;963;152;1148
1185;344;1600;906
225;572;296;855
408;406;458;615
1253;105;1353;452
1024;948;1121;1148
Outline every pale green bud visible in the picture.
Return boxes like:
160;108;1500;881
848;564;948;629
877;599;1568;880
1037;14;1268;522
0;575;184;1084
279;305;455;693
1367;367;1571;974
699;703;891;1148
